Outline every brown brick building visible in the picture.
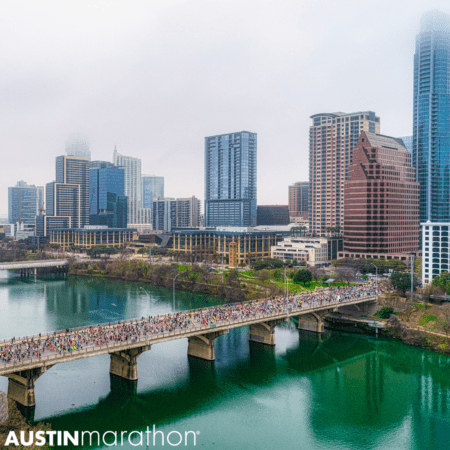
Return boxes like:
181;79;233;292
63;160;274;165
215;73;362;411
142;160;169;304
309;112;381;236
288;182;309;220
341;132;419;260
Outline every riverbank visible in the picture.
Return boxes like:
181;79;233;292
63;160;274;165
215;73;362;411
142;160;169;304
0;396;51;449
69;259;284;301
70;260;450;355
365;293;450;354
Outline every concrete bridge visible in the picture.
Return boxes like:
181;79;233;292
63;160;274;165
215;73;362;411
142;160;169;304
0;293;377;408
0;260;69;277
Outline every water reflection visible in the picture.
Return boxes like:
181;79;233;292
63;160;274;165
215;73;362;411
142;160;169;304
1;273;450;450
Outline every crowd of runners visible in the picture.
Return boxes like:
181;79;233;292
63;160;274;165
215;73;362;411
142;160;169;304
0;282;387;366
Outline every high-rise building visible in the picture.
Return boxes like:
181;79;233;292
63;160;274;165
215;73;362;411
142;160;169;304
89;161;127;228
413;11;450;223
257;205;290;225
8;181;44;225
113;146;146;225
65;133;91;160
56;155;89;227
205;131;257;227
309;111;380;236
40;155;89;236
288;182;309;220
152;196;201;232
142;175;164;209
399;136;413;153
342;132;419;259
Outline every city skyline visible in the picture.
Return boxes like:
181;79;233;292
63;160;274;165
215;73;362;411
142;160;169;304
1;1;449;215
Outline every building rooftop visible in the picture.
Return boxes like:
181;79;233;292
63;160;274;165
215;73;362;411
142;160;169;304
363;132;407;152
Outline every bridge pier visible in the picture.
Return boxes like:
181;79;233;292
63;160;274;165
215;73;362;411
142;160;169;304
297;311;328;333
249;318;287;345
7;366;53;407
109;345;151;381
188;330;228;361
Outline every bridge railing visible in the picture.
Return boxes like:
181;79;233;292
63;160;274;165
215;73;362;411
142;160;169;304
0;294;378;371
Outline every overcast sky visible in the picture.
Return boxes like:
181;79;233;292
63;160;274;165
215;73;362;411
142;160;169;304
1;0;449;215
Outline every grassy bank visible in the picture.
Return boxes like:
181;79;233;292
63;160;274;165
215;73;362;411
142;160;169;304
378;293;450;354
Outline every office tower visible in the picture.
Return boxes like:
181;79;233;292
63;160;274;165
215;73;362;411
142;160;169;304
399;136;413;153
39;155;89;236
413;11;450;222
65;133;91;160
257;205;290;225
288;182;309;220
89;161;127;228
205;131;257;227
8;181;44;225
152;197;201;232
56;155;89;227
113;146;146;224
142;175;164;208
309;111;380;236
342;132;419;258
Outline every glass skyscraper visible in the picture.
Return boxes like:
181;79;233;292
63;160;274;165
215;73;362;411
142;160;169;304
413;10;450;222
65;133;91;160
142;175;164;209
8;181;44;225
205;131;257;227
89;161;127;228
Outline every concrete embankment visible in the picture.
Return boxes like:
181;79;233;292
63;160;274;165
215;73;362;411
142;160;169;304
0;391;7;424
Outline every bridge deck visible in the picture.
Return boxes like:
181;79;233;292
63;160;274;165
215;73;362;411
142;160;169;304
0;294;377;376
0;260;69;270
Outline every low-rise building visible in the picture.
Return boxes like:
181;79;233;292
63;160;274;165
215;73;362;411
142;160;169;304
271;237;329;266
171;228;289;265
49;226;137;250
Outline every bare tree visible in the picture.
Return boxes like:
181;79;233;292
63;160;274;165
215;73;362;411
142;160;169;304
335;266;357;285
310;266;325;281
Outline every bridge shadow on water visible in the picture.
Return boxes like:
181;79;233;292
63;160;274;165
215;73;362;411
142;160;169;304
16;323;450;450
41;328;382;436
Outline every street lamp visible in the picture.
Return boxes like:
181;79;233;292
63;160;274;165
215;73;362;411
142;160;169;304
173;272;180;310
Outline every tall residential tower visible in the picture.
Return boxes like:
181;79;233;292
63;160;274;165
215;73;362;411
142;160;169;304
309;111;380;236
205;131;257;227
413;10;450;222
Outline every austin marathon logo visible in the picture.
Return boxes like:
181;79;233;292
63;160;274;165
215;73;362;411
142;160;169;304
4;425;200;447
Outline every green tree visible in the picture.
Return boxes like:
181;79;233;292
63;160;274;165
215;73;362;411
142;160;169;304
293;269;312;285
432;271;450;294
390;272;418;295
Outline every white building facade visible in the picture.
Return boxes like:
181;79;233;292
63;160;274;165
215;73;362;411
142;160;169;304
422;221;450;285
271;237;329;267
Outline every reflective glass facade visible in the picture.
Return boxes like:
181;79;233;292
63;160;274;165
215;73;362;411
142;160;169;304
205;131;257;227
89;162;127;228
413;11;450;222
142;175;164;209
8;181;44;225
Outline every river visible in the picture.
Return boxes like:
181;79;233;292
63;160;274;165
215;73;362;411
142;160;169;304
1;272;449;449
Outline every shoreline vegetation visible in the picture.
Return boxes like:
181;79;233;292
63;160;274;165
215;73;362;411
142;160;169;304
70;260;450;357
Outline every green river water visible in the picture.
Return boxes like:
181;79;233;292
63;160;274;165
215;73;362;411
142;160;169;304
0;272;449;449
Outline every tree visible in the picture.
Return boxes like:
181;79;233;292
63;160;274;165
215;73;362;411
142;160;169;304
335;266;357;285
310;266;325;282
293;269;312;285
258;270;271;282
439;304;450;338
390;272;418;295
432;272;450;294
420;284;445;302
